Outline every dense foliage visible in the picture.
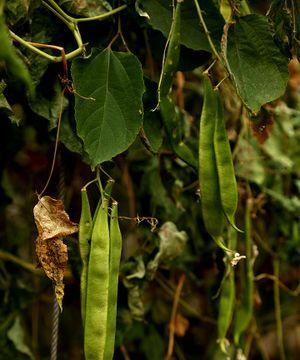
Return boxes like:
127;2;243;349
0;0;299;359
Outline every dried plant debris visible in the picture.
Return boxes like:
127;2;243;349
250;109;274;144
33;196;78;308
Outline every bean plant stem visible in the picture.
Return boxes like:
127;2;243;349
0;249;42;274
76;5;127;23
43;0;74;23
9;1;126;63
193;0;222;63
42;1;73;28
166;274;186;360
273;258;286;360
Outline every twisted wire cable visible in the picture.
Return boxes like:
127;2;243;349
50;152;65;360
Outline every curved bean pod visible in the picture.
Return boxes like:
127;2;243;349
199;77;229;251
158;0;181;101
214;96;241;232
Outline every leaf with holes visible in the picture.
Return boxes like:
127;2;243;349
226;14;289;113
71;48;145;167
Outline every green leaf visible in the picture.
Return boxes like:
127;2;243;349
7;316;34;359
226;14;289;113
72;48;145;167
142;111;163;153
140;0;224;52
0;5;33;94
60;111;92;165
29;79;68;128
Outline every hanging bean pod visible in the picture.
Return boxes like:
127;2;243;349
104;201;122;360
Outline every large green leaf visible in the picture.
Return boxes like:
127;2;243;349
226;14;289;113
72;48;145;166
0;3;33;94
140;0;224;52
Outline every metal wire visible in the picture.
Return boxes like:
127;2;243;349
50;294;60;360
50;152;65;360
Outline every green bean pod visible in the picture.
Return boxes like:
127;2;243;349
104;201;122;360
0;1;33;94
217;229;237;353
199;77;229;252
233;199;254;345
214;96;241;232
158;0;181;101
79;188;93;326
84;198;110;360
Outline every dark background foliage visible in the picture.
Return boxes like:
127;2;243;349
0;0;299;359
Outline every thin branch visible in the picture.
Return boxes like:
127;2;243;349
273;258;286;360
166;274;186;360
10;31;84;62
193;0;222;62
42;0;74;22
255;273;300;297
155;274;215;325
75;5;127;23
120;345;131;360
0;250;42;274
42;1;73;28
39;87;66;197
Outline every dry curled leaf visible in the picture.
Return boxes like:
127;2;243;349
33;196;78;308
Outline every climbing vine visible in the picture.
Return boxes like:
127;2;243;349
0;0;300;359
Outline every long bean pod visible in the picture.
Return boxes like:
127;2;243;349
214;97;241;232
104;201;122;360
84;198;110;360
157;0;181;102
157;0;197;169
199;77;230;252
218;228;237;353
79;188;93;326
233;198;254;346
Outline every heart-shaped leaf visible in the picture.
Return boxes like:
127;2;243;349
72;48;145;166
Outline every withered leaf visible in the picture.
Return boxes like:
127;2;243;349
33;196;78;308
250;110;274;144
33;196;78;240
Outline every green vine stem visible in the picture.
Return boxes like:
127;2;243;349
273;258;286;360
193;0;222;63
75;5;127;23
10;30;84;62
9;1;127;63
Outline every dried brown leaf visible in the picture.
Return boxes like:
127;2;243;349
33;196;78;241
33;196;78;308
250;112;274;144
